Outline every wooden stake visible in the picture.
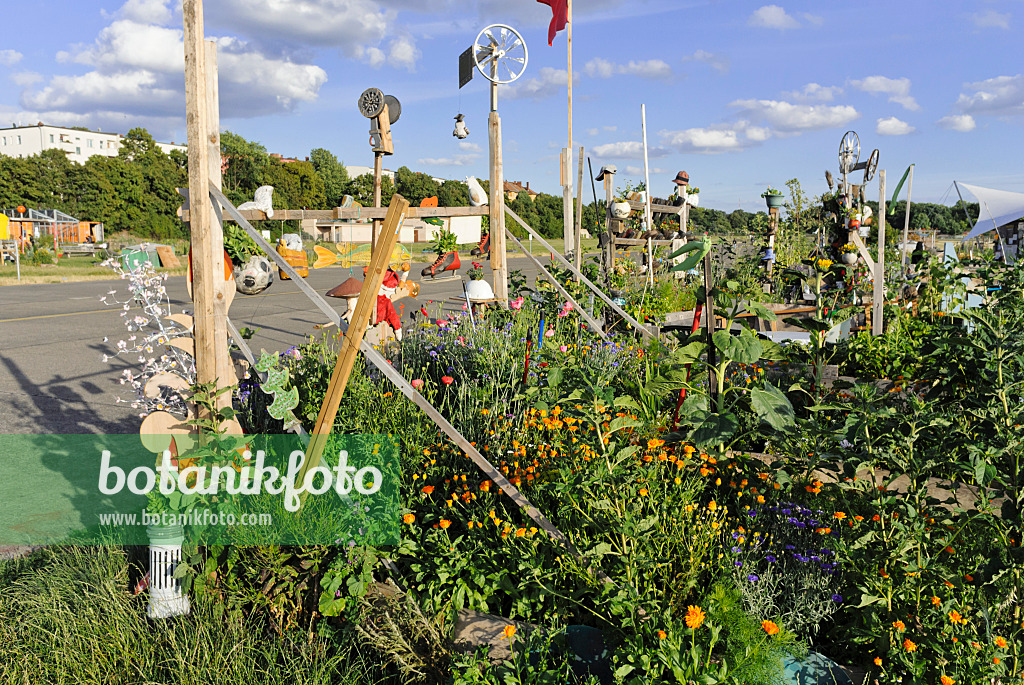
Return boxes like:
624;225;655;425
603;172;614;276
573;145;584;277
565;0;573;254
489;111;508;301
182;0;227;406
704;252;717;404
873;170;886;336
371;152;383;251
901;164;914;269
562;148;573;255
298;194;410;491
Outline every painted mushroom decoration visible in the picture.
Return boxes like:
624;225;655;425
327;277;364;324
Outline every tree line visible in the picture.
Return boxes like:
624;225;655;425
0;129;978;241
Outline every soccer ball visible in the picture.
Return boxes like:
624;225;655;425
233;255;274;295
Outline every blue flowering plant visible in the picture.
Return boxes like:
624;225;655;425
728;501;844;640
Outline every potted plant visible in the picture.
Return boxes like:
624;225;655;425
683;186;700;207
762;187;785;209
839;243;858;264
610;197;632;220
143;493;191;619
421;225;461;278
465;261;494;301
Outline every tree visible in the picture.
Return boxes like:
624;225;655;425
394;166;441;207
220;131;270;205
438;179;469;207
346;173;394;207
784;178;809;231
309;147;349;207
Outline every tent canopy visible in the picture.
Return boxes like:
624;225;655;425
959;182;1024;242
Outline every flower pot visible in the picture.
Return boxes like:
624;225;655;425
146;523;191;619
685;193;699;207
764;194;785;209
841;253;857;265
610;201;631;220
465;278;495;301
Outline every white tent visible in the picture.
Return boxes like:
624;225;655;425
958;182;1024;242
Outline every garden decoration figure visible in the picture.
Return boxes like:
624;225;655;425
237;185;275;219
234;254;274;295
470;233;490;257
453;113;469;139
466;176;488;207
421;224;461;279
276;233;308;280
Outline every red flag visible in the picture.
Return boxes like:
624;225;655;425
537;0;568;45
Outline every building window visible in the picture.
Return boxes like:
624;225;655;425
1;137;5;145
50;134;54;143
76;147;81;155
88;139;94;148
17;135;21;144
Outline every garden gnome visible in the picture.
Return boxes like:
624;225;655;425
453;113;469;140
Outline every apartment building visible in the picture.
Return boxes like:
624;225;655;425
0;123;186;163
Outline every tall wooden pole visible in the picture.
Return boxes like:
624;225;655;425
573;145;584;276
901;164;914;269
489;111;508;302
371;153;383;251
603;172;614;278
563;0;574;257
183;0;228;408
873;170;886;336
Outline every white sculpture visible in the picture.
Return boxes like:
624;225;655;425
237;185;275;218
466;176;488;207
233;254;274;295
453;113;469;139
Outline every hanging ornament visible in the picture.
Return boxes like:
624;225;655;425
453;113;469;139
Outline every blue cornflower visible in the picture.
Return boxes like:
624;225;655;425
831;594;843;603
765;554;777;563
747;574;760;582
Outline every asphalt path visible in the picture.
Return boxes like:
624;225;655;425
0;254;550;435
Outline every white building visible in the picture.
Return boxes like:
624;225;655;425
0;123;186;164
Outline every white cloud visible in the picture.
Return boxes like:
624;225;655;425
361;46;386;68
212;0;391;54
783;82;842;102
681;49;729;74
800;12;824;27
850;76;919;111
937;114;976;132
586;128;599;136
728;99;859;132
387;35;420;71
418;155;479;167
74;20;184;73
660;122;770;154
972;9;1010;29
876;116;916;136
603;125;617;132
584;58;672;79
748;5;801;29
504;67;571;101
953;74;1024;117
591;141;668;159
624;166;667;176
0;50;23;67
119;0;173;24
10;72;43;87
458;141;481;152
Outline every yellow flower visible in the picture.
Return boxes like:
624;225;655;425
402;514;415;524
903;638;917;652
995;636;1008;648
439;519;451;529
816;258;833;270
501;625;516;639
948;610;966;625
892;620;906;631
639;488;648;496
940;675;954;685
708;500;717;512
684;605;705;629
762;620;780;636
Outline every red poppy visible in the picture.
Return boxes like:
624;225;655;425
442;376;454;385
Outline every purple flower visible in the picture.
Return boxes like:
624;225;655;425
831;594;843;603
734;561;743;567
731;546;741;553
747;574;760;582
765;554;777;563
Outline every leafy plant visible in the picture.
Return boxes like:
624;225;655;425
431;226;458;256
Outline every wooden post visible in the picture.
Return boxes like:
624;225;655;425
371;152;383;251
562;149;574;255
901;164;914;269
489;112;508;302
298;194;410;491
182;0;228;407
573;146;584;277
873;170;886;336
603;171;614;277
703;252;717;404
565;0;574;256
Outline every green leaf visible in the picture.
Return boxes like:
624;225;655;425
636;516;658;534
547;366;563;387
750;384;796;431
689;412;739;447
784;316;830;333
609;416;641;433
744;300;777;322
713;330;762;364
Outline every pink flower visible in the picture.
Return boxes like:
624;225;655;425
510;296;524;310
559;345;568;353
544;329;555;338
441;376;454;385
411;379;424;389
557;309;570;318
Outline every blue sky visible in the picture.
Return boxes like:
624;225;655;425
0;0;1021;212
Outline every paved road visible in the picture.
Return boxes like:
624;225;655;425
0;255;550;434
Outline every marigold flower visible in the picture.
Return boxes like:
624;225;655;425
993;657;1000;664
657;630;667;639
873;657;882;666
940;675;954;685
893;620;906;631
931;596;941;605
762;620;780;635
501;625;516;639
647;438;665;449
515;527;526;537
639;488;648;496
708;500;717;511
402;514;415;524
995;636;1008;648
421;485;435;495
903;638;917;652
948;610;966;625
684;605;705;629
833;512;846;519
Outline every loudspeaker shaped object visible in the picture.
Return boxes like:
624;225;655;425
233;254;274;295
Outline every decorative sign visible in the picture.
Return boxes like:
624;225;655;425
459;46;474;89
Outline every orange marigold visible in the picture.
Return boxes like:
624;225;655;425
439;519;451;529
995;636;1008;648
402;513;415;524
948;610;966;625
501;625;516;639
903;638;917;652
762;620;780;636
940;675;955;685
657;630;667;640
684;605;706;629
873;657;882;666
893;620;906;631
931;596;941;606
421;485;435;495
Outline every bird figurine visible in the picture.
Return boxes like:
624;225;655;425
453;113;469;139
466;176;488;207
237;185;275;219
825;170;834;191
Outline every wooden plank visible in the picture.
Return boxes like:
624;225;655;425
627;199;684;214
182;205;490;222
503;226;606;338
155;245;180;268
489;112;508;301
562;148;573;255
505;205;656;341
182;0;224;406
873;170;886;336
614;236;695;247
704;252;717;403
298;194;410;493
849;231;875;271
